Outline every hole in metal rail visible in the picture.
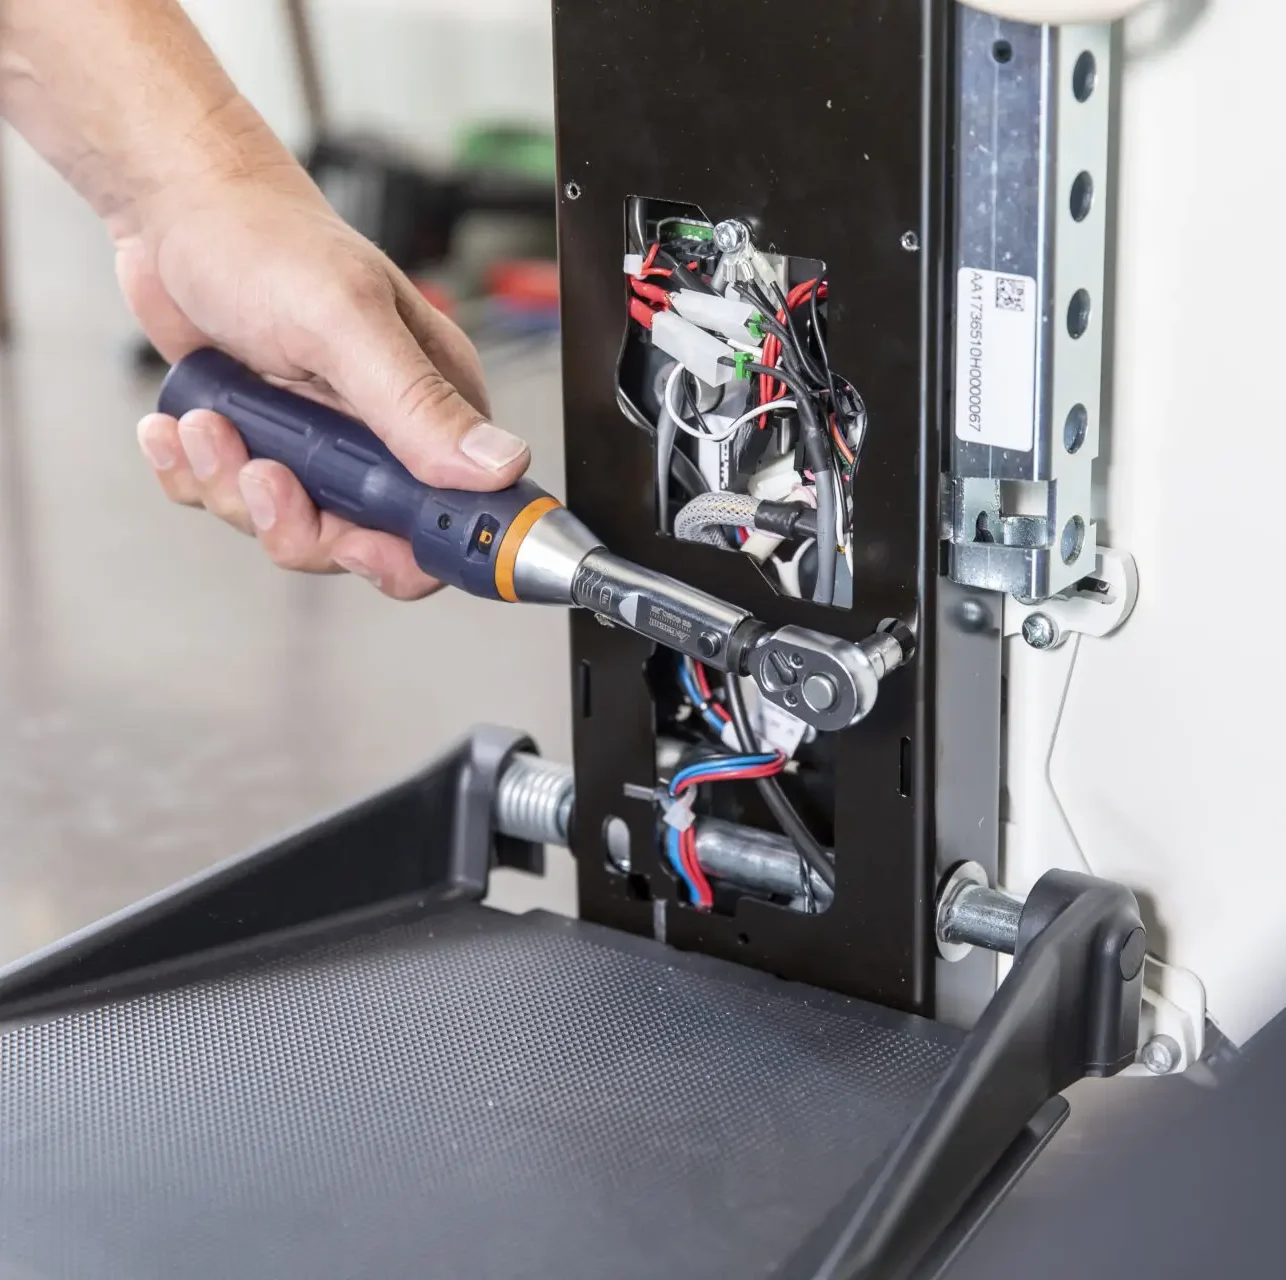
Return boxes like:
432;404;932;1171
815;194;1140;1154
578;659;592;718
1070;171;1094;222
564;180;582;200
1067;289;1092;339
1064;403;1088;453
1061;515;1086;565
1073;51;1097;102
992;39;1013;64
899;737;913;799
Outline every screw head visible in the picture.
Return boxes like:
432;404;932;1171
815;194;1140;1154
802;673;838;713
789;652;805;669
698;631;722;659
900;230;920;252
1022;613;1058;650
1140;1035;1180;1076
783;691;800;708
713;219;750;254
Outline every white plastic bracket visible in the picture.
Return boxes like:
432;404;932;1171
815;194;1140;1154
1003;546;1139;646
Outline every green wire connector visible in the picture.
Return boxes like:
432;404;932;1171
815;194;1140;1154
733;351;754;380
746;314;766;340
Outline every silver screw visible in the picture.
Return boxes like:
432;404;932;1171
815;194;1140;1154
1021;613;1058;650
1140;1035;1181;1076
900;230;920;252
714;219;751;254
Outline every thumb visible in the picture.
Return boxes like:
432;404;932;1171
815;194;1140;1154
315;293;530;492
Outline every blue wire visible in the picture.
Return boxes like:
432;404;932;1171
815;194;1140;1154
669;753;781;796
666;824;701;904
678;661;726;734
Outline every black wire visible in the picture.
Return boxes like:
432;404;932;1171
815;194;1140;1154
756;316;830;392
809;283;840;411
770;281;828;388
724;674;835;896
682;372;713;436
654;249;718;295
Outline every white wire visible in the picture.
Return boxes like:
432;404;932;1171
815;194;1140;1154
663;364;798;444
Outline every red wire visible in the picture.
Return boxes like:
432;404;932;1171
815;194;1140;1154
629;297;656;330
680;827;712;910
831;413;854;465
693;662;731;722
757;279;828;427
671;760;786;794
630;279;671;307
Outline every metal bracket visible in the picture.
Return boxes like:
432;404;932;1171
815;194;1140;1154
946;15;1113;600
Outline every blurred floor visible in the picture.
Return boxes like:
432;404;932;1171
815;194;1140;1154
0;135;575;966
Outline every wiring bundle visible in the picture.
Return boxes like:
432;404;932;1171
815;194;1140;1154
618;201;869;607
660;657;833;914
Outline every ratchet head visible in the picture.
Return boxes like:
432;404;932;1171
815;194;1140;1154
747;625;912;732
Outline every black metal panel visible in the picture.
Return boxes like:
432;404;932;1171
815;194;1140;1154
554;0;981;1013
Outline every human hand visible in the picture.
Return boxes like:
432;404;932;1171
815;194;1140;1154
127;161;531;601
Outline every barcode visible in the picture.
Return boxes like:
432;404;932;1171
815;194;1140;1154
995;276;1026;312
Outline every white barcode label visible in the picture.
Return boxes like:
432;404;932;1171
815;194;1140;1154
954;268;1037;452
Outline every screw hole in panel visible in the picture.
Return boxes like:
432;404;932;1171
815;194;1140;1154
992;39;1013;64
602;815;632;872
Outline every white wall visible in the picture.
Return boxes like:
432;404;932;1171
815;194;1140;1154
181;0;555;159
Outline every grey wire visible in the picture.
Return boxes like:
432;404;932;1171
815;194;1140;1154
813;469;839;606
657;399;678;534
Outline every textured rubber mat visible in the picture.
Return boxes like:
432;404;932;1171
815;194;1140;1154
0;907;960;1280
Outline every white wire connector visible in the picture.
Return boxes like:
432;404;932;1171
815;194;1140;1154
623;253;645;277
660;791;697;832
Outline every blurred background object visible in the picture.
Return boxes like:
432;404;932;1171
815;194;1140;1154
136;0;559;369
0;0;571;964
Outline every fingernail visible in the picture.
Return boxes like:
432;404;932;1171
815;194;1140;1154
459;422;529;474
238;473;277;532
335;554;382;588
137;417;178;471
178;420;219;480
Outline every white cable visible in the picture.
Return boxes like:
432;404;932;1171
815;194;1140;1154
663;364;799;444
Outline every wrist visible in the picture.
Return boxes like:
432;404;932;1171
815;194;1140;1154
110;93;318;246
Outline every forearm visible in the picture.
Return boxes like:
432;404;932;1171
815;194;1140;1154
0;0;302;239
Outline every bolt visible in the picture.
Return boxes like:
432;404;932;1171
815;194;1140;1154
714;219;751;254
698;631;722;659
802;673;838;713
1140;1035;1180;1076
1022;613;1058;650
784;691;800;708
789;652;805;669
900;230;920;252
